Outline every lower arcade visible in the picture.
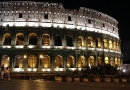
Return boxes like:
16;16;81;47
0;49;121;74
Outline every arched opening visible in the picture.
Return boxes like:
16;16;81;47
117;42;120;51
54;55;63;68
2;33;11;45
97;56;102;66
54;36;62;46
15;33;24;45
77;36;84;47
28;33;37;45
14;55;23;68
109;40;113;50
96;39;98;48
117;58;121;66
42;34;50;46
78;56;86;68
88;56;94;67
104;56;109;64
110;57;114;66
113;41;117;50
66;36;73;46
96;38;101;48
1;55;10;67
103;39;108;49
28;55;37;68
66;55;75;68
87;36;93;48
40;55;50;68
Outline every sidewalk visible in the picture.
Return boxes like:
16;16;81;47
0;79;130;90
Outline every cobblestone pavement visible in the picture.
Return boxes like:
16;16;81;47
0;80;130;90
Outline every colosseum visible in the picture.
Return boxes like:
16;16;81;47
0;1;122;77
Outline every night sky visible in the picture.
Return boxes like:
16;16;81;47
1;0;130;45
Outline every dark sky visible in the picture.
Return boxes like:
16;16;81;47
1;0;130;45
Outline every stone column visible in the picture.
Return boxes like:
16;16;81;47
11;31;15;47
85;35;87;49
63;53;67;71
51;54;55;72
63;35;66;48
10;55;14;68
93;36;96;49
10;54;15;72
51;33;54;48
24;31;28;45
75;35;77;49
37;33;42;47
75;50;79;69
101;36;103;49
95;52;98;66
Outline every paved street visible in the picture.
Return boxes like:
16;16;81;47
0;80;130;90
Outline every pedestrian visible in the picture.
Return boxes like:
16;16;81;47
4;67;10;80
1;64;5;79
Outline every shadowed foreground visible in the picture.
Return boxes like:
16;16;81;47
0;80;130;90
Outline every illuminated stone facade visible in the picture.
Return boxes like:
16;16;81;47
0;1;122;73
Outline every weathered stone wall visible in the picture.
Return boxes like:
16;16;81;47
0;1;119;37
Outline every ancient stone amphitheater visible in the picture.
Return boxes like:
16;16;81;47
0;1;122;75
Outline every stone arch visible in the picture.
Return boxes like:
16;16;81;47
110;57;114;66
87;36;94;48
54;36;62;46
66;55;75;68
66;36;73;46
77;36;84;47
14;55;23;68
28;55;37;68
40;55;50;68
42;33;50;46
2;33;11;45
54;55;63;68
88;56;94;67
113;41;117;50
115;57;121;66
103;39;108;49
117;42;120;51
1;55;10;67
28;33;37;45
97;56;102;66
104;56;109;64
78;56;86;68
96;38;101;48
109;40;113;50
15;33;24;45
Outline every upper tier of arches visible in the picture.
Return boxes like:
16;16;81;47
1;32;121;53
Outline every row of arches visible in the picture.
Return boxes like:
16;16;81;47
1;54;121;69
1;32;120;51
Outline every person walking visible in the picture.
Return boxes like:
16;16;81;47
4;67;10;80
1;64;5;79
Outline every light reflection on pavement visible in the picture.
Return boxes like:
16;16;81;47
0;80;130;90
